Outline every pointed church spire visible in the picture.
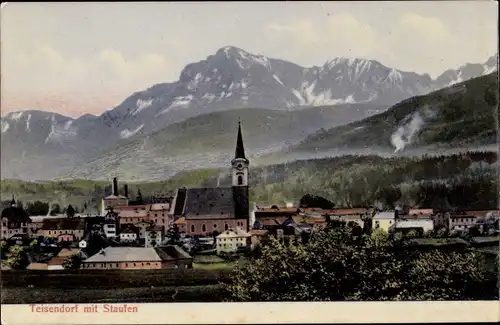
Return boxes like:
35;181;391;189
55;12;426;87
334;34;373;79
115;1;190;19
234;120;247;160
10;194;16;207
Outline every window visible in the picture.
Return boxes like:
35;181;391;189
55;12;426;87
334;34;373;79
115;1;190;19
238;175;243;185
116;263;119;267
191;225;195;232
125;263;128;267
101;264;104;267
202;224;206;232
225;224;229;231
213;224;217;229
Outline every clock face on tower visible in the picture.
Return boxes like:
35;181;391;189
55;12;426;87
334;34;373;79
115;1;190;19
237;163;243;170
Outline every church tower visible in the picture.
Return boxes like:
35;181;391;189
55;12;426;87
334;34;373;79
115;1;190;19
231;121;249;187
231;121;250;226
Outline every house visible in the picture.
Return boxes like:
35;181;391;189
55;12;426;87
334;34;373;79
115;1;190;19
154;246;193;269
103;208;118;238
57;233;75;242
1;196;31;239
120;227;138;243
117;205;149;225
174;217;186;233
81;247;163;270
145;226;164;247
408;209;434;217
171;123;250;237
100;178;129;216
449;214;477;232
389;218;434;235
216;226;251;254
133;221;151;239
254;205;299;224
372;211;396;232
147;203;173;227
249;229;268;247
36;217;85;241
254;216;289;234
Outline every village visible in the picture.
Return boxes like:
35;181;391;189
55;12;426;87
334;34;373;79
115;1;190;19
1;123;499;272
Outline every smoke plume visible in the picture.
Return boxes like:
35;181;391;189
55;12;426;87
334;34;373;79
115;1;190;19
390;106;436;153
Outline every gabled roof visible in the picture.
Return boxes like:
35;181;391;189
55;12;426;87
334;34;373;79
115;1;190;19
324;208;370;216
183;187;235;219
216;226;250;238
83;247;161;263
104;195;128;200
174;217;185;225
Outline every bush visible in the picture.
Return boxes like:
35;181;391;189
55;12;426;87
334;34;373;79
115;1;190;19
225;222;495;301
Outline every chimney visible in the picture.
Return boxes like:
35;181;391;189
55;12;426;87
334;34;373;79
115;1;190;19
124;184;129;198
113;177;118;196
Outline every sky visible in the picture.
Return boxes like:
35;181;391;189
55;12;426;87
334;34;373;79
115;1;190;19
1;1;498;118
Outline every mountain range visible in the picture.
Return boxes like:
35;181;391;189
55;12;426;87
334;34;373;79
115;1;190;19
267;71;499;163
1;46;497;180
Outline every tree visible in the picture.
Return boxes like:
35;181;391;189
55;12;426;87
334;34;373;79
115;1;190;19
136;189;143;204
0;240;7;259
225;222;492;301
166;223;181;245
26;201;49;216
6;245;30;270
299;194;334;209
62;254;82;270
50;203;61;216
66;204;75;218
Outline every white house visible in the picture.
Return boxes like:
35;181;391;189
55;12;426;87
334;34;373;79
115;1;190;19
120;228;137;242
216;226;251;254
103;224;117;238
389;218;434;234
372;211;396;232
145;226;164;248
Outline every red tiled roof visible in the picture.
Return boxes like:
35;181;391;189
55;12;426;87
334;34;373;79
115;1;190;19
115;205;148;211
174;217;185;225
324;208;369;215
258;216;288;226
466;210;500;217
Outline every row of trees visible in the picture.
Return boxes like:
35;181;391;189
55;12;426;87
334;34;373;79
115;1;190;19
225;221;497;301
0;200;80;218
1;243;82;270
250;151;497;209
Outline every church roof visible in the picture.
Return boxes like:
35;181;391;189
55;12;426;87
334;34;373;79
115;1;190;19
182;187;235;219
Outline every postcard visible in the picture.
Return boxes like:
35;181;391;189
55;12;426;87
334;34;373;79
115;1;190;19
0;1;498;324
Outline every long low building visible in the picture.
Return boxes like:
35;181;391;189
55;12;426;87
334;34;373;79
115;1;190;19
81;246;192;270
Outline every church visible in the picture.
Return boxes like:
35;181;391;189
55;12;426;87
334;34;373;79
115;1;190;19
171;122;250;237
